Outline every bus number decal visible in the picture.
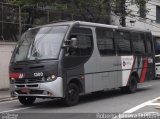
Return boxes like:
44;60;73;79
34;72;43;77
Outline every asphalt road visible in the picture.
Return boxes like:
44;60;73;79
1;80;160;119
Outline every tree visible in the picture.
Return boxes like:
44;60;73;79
112;0;149;26
136;0;149;18
8;0;111;24
7;0;149;26
0;2;19;41
67;0;111;23
0;0;148;41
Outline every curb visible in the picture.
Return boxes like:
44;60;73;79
0;97;17;102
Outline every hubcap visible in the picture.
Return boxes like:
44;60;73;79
68;89;78;101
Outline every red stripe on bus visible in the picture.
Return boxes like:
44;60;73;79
9;73;20;79
140;58;148;83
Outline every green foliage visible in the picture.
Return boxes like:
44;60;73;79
7;0;148;25
0;0;149;42
8;0;36;6
135;0;149;5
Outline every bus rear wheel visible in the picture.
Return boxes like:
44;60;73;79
64;83;79;106
121;75;137;93
18;96;36;105
127;75;137;93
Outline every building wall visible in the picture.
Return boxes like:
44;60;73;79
0;42;16;90
110;0;160;37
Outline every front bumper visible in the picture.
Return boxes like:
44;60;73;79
10;77;63;98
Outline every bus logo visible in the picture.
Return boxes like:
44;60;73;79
19;73;24;79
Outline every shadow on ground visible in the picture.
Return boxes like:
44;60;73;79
16;87;152;109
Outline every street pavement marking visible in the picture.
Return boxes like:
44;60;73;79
0;100;18;104
112;97;160;119
148;103;160;106
123;100;152;113
0;107;33;113
124;96;160;113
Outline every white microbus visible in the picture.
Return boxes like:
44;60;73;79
9;21;155;106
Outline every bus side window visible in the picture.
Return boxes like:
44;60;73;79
141;33;147;54
96;28;115;56
146;33;153;54
154;37;160;55
67;28;93;56
132;32;145;55
115;31;132;55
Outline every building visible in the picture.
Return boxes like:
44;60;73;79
0;42;15;90
111;0;160;54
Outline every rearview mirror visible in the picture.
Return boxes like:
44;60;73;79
70;38;78;48
63;37;78;48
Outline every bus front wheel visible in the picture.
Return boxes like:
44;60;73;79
18;96;36;105
64;83;79;106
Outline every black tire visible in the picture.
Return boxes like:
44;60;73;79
64;83;79;106
120;87;128;93
127;75;137;93
18;96;36;105
121;75;137;94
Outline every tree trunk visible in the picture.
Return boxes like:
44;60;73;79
121;0;126;27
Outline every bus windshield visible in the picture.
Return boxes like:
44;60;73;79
13;26;68;62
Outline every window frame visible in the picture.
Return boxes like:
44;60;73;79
114;30;132;56
145;32;154;55
131;32;146;56
96;27;116;56
156;5;160;23
66;27;94;57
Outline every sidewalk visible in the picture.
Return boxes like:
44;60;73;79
0;89;17;102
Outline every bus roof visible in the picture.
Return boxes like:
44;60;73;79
29;21;151;33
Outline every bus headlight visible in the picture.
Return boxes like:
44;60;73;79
51;75;56;79
10;78;15;84
46;75;56;81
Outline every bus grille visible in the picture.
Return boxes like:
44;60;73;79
16;90;44;94
15;78;43;84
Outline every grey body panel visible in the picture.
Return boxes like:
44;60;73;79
116;57;123;87
84;27;98;93
84;28;122;93
95;56;119;90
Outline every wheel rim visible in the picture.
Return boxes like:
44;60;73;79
68;85;78;103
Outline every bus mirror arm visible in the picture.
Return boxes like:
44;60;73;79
62;44;70;48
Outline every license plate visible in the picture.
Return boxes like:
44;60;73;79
21;88;30;93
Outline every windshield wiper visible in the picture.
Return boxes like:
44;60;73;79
15;40;24;54
15;59;40;64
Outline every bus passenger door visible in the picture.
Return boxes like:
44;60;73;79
63;27;95;94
